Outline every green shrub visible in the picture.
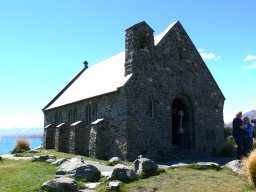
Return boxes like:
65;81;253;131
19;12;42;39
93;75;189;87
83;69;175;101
11;139;30;154
242;149;256;186
220;136;236;157
224;126;232;139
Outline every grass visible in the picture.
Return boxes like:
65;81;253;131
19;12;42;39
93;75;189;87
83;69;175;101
2;149;256;192
120;168;253;192
0;159;56;192
16;149;110;164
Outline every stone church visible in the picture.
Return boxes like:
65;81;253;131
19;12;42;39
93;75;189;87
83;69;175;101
43;21;225;160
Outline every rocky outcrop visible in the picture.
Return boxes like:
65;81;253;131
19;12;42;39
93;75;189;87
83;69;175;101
56;156;101;182
108;164;138;182
41;177;78;192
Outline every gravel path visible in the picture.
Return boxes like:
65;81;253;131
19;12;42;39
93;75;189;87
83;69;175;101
158;157;236;168
1;154;33;160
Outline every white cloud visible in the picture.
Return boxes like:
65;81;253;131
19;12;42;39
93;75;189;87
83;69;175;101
198;49;220;61
214;56;222;62
200;52;216;60
241;61;256;69
197;48;205;52
243;54;256;62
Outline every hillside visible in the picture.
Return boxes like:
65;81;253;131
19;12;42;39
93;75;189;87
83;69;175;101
226;110;256;127
0;128;43;138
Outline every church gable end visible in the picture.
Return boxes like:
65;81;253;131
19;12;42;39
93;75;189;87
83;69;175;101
43;20;225;161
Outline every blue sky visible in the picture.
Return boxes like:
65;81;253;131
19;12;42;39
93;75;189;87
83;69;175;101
0;0;255;128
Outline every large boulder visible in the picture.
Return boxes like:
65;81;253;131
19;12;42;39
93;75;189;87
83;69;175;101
109;164;138;182
225;160;244;174
56;156;101;181
41;177;77;192
134;158;158;176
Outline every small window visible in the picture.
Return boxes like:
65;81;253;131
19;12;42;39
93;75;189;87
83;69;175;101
149;101;156;119
68;110;72;124
55;111;62;125
85;102;98;125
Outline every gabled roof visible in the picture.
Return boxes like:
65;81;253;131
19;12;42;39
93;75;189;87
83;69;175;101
43;21;179;110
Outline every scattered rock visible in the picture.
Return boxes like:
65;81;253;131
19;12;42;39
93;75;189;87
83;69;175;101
194;162;221;170
51;158;69;166
107;181;121;190
108;164;138;182
48;155;56;159
46;159;56;163
225;160;244;174
169;163;189;169
78;189;95;192
11;149;27;154
134;158;158;176
85;182;101;189
56;156;101;181
101;171;112;177
41;177;77;192
30;150;40;153
32;155;49;162
108;157;121;165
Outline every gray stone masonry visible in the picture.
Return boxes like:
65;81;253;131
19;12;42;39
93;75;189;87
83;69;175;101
43;21;225;161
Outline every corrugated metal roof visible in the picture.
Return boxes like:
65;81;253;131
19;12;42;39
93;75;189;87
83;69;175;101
44;21;178;110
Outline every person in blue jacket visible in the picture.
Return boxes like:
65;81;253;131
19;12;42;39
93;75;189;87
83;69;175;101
232;111;245;159
243;116;254;156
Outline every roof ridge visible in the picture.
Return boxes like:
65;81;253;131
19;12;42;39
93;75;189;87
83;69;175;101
154;20;180;45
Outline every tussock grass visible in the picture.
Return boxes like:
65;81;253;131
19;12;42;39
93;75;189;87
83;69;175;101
242;149;256;186
12;139;30;153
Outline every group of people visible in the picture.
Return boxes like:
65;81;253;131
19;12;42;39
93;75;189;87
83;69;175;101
232;111;254;159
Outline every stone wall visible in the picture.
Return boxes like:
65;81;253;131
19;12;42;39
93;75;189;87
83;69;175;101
44;21;225;161
44;91;129;160
123;21;224;160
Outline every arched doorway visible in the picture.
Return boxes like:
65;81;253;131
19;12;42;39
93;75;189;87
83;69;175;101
172;96;194;148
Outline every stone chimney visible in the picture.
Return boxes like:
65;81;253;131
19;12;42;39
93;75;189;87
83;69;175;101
124;21;154;76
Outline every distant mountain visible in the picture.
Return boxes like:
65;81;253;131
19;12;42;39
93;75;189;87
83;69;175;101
0;128;43;138
243;110;256;120
226;110;256;128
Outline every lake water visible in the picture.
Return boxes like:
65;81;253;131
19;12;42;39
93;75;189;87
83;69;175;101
0;137;43;154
